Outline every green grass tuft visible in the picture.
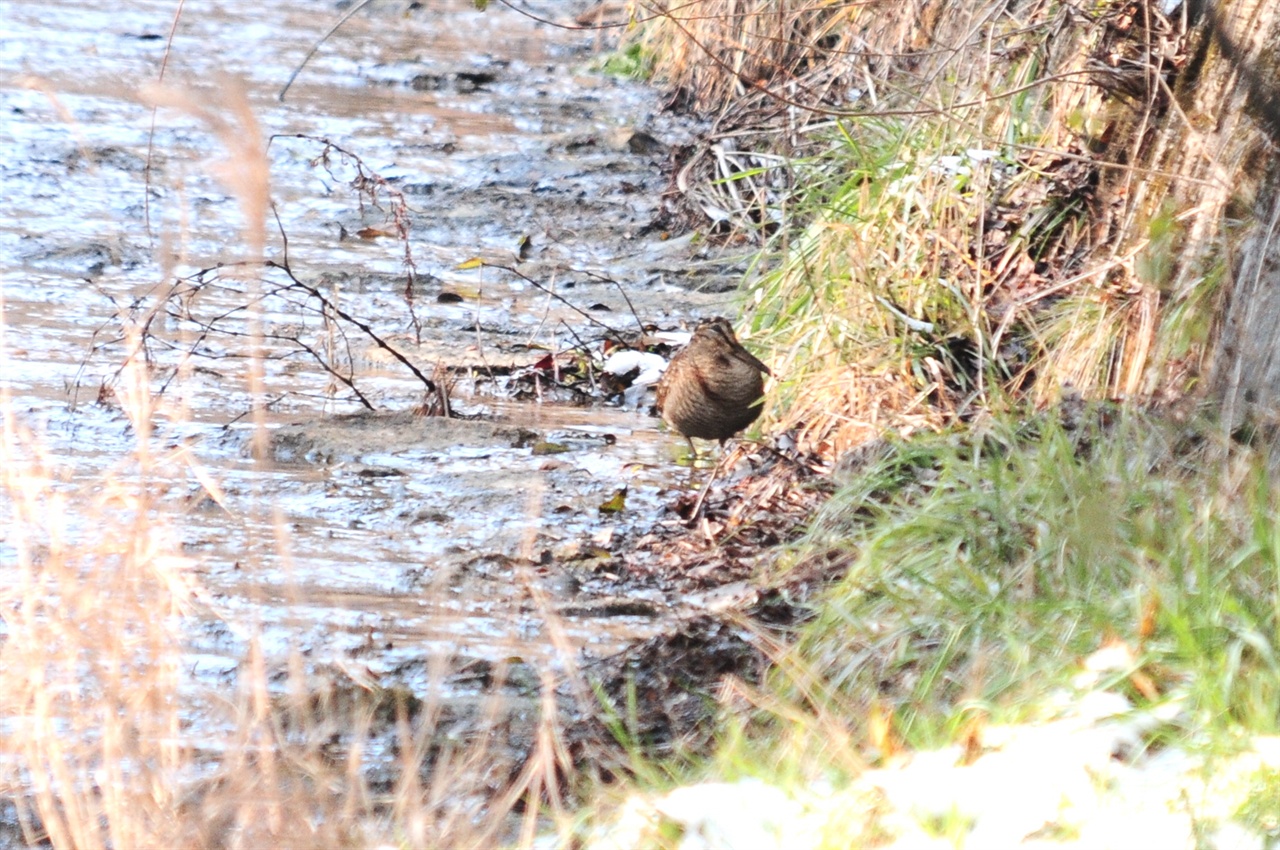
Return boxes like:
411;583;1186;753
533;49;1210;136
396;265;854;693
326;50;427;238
785;408;1280;751
595;42;654;80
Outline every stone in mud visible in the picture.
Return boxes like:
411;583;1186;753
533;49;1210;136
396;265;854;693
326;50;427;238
21;239;122;276
266;410;532;464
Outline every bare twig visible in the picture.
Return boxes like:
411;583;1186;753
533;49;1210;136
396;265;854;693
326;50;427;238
484;263;632;348
582;269;649;337
278;0;378;101
267;260;439;395
271;134;424;342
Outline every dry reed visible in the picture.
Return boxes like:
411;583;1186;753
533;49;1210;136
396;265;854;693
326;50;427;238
0;80;590;849
633;0;1258;459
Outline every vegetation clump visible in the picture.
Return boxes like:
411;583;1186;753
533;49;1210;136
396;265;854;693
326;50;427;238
580;0;1280;844
9;0;1280;845
634;0;1272;458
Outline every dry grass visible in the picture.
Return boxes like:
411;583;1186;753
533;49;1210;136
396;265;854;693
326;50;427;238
0;383;575;847
0;82;590;849
630;0;1266;459
0;342;192;848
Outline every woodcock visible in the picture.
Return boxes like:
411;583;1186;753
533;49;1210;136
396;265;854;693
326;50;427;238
655;317;771;454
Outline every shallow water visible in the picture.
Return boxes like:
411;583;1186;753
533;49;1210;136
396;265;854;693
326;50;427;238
1;0;747;693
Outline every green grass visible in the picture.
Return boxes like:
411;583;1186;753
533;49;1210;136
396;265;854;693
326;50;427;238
748;115;989;365
742;45;1093;449
575;406;1280;843
1235;764;1280;840
772;408;1280;755
587;406;1280;849
595;42;654;80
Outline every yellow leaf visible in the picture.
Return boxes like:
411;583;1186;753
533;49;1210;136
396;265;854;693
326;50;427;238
868;700;899;761
598;488;627;514
531;441;570;456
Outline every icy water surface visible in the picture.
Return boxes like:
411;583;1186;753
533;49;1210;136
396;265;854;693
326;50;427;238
1;0;747;687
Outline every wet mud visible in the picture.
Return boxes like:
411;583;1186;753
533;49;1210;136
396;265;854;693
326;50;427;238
1;0;817;832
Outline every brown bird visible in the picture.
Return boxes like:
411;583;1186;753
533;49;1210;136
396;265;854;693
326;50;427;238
655;317;771;455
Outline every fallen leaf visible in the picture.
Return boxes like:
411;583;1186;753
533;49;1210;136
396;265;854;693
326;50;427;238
868;700;899;761
532;441;570;456
1129;669;1160;701
599;488;627;514
1138;593;1159;640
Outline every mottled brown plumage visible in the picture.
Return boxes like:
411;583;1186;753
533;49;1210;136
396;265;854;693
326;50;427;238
655;317;771;454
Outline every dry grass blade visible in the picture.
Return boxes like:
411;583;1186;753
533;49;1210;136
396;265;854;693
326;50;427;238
0;336;195;849
627;0;1223;459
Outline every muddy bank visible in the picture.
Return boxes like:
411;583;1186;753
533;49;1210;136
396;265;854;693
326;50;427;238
0;0;828;826
2;0;775;673
0;1;850;845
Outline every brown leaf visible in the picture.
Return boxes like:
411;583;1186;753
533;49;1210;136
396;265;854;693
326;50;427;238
1138;593;1159;641
1129;669;1160;701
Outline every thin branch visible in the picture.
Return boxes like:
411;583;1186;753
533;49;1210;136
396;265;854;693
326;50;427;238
267;260;439;394
268;333;375;410
278;0;379;101
581;270;649;337
484;263;632;347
